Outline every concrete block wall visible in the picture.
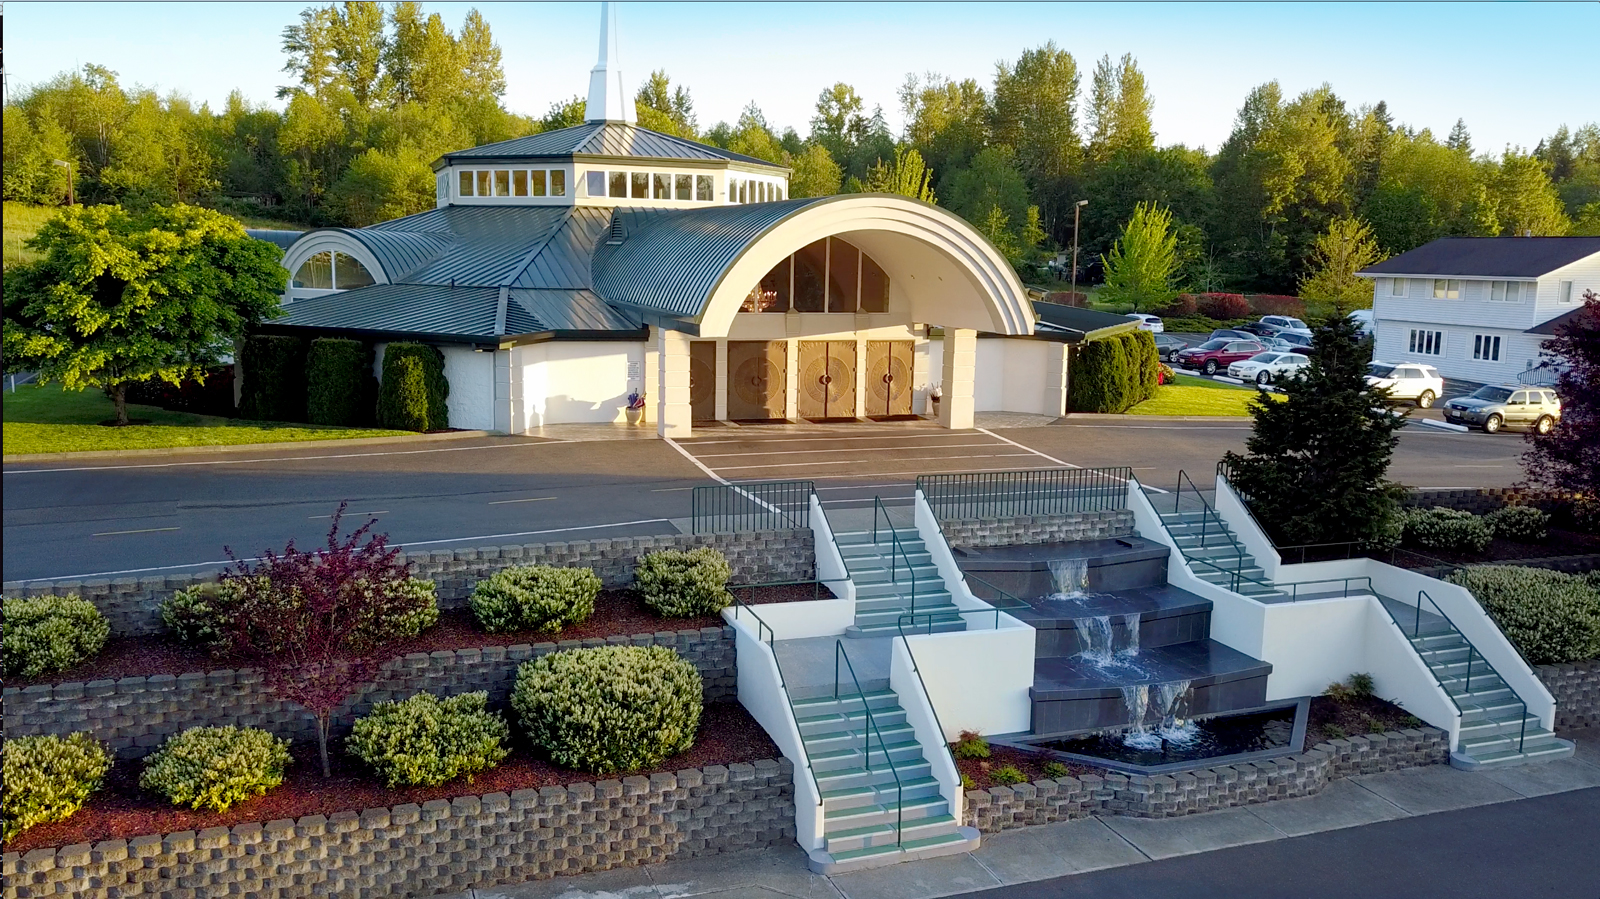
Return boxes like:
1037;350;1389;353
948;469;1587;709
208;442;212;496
1402;487;1524;514
1538;659;1600;730
4;628;736;759
940;510;1134;548
2;530;814;638
965;727;1448;832
1;759;795;899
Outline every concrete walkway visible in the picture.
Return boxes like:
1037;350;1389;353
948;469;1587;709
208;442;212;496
453;727;1600;899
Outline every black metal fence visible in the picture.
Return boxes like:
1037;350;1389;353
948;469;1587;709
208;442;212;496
915;467;1134;520
690;479;814;534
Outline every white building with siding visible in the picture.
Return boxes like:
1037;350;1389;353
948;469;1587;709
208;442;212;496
1357;237;1600;385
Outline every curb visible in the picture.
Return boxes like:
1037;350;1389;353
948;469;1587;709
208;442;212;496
1060;413;1252;422
2;429;496;463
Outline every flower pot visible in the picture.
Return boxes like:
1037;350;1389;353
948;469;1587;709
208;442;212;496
625;407;643;425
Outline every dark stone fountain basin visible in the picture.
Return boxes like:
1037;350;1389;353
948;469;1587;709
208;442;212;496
956;535;1169;594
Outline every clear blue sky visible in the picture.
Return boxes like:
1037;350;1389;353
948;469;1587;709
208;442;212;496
5;2;1594;152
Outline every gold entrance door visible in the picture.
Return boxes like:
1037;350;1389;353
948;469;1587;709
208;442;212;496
727;341;787;420
866;341;915;418
798;340;858;420
689;341;716;421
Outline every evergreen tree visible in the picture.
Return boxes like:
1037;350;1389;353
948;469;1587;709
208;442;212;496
1222;314;1406;547
1446;118;1473;155
1490;149;1570;236
634;70;697;138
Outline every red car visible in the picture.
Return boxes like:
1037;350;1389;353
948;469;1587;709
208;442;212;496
1176;339;1266;375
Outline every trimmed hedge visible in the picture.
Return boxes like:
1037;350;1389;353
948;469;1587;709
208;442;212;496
1447;566;1600;665
140;726;292;812
377;342;449;431
3;594;110;678
238;334;308;422
635;548;733;618
1125;330;1160;403
470;565;601;634
2;733;112;842
1485;505;1550;543
306;337;376;426
1069;335;1128;413
1196;293;1250;319
512;645;702;774
1249;294;1306;317
347;691;510;787
1402;507;1493;554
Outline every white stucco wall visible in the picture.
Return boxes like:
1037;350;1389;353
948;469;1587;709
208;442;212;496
440;345;496;431
974;336;1054;415
513;340;647;430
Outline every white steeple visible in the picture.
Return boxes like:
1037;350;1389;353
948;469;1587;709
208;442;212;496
585;2;635;124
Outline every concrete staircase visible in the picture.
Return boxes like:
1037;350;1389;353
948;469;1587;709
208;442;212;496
834;528;966;637
1157;509;1286;600
792;684;978;872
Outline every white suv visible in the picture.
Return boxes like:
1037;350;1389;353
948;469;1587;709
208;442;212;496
1260;315;1313;340
1365;362;1445;408
1229;351;1310;385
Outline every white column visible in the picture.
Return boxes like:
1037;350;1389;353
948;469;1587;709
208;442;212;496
913;332;931;415
493;349;514;434
939;328;977;430
657;327;692;438
1044;342;1069;419
715;339;729;421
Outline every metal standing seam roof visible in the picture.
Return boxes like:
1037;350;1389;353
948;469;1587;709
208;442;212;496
277;283;502;338
437;121;786;169
244;229;305;250
1359;237;1600;278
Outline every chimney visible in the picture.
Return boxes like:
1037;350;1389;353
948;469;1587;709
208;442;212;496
585;2;635;124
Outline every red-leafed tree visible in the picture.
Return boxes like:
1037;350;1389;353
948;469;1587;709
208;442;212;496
1522;289;1600;527
222;504;417;777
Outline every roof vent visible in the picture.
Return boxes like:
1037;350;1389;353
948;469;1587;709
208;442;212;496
606;217;626;245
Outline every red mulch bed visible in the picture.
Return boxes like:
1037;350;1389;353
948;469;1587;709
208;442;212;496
954;743;1102;790
2;702;776;854
1305;694;1422;746
14;584;831;688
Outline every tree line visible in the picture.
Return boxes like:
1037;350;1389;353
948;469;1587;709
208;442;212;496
5;2;1596;292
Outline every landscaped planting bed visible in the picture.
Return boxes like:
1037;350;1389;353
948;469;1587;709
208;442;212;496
1306;694;1422;746
955;743;1101;789
2;702;775;854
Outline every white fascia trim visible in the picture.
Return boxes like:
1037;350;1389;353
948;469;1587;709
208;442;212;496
279;231;392;289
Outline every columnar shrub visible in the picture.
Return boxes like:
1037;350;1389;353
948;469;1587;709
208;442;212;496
3;594;110;678
635;548;733;617
348;691;510;787
2;733;112;841
238;334;308;422
377;342;449;431
512;645;702;773
1447;566;1600;664
140;726;292;812
1125;330;1160;402
1484;505;1550;543
470;565;601;633
1196;292;1250;319
1069;335;1131;413
306;337;375;426
1402;507;1493;554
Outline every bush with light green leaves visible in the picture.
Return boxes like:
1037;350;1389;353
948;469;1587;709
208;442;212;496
3;594;110;678
161;576;437;652
140;726;292;812
1447;566;1600;665
635;548;732;618
347;691;510;787
470;565;601;634
1484;505;1550;544
2;733;112;842
1402;507;1493;555
512;645;702;774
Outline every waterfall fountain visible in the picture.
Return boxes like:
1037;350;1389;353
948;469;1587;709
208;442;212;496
1075;616;1115;665
1122;679;1194;749
1119;612;1141;659
1047;558;1089;599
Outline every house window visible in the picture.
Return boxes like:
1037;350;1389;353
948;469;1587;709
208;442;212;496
586;171;606;198
549;170;566;196
1473;334;1502;362
1432;279;1460;299
293;251;373;291
334;252;375;289
529;170;547;197
696;175;713;201
654;173;671;199
476;171;492;197
436;172;448;203
675;174;692;200
1559;280;1574;303
1389;278;1406;297
512;170;528;196
609;171;628;198
459;171;475;196
631;172;649;199
1408;329;1443;356
1488;280;1529;302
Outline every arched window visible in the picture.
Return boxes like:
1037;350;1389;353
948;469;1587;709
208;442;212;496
293;251;375;291
740;237;890;313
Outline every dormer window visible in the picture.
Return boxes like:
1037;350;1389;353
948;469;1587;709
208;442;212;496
292;251;374;291
457;168;566;198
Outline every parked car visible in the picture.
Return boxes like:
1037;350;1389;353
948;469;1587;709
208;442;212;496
1347;309;1374;337
1364;361;1445;408
1153;334;1188;362
1229;351;1311;385
1209;329;1257;342
1442;386;1562;434
1274;331;1312;348
1235;322;1279;338
1178;339;1267;375
1259;315;1313;339
1125;313;1164;333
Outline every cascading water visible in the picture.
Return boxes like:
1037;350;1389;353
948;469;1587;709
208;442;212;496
1076;616;1116;665
1120;684;1149;736
1119;612;1142;659
1123;679;1195;749
1048;558;1089;598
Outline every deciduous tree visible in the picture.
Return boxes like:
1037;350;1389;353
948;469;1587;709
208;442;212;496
1099;202;1179;312
1521;289;1600;516
1298;215;1385;313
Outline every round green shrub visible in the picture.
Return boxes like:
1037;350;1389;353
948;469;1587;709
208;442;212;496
470;566;601;634
3;594;110;678
512;645;702;774
161;578;259;650
347;691;510;787
354;577;440;643
635;548;732;618
1484;505;1550;543
140;726;292;812
1447;566;1600;665
2;733;112;841
1402;507;1493;554
161;576;435;651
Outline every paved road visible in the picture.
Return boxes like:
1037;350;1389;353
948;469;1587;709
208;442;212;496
972;786;1600;899
2;416;1528;582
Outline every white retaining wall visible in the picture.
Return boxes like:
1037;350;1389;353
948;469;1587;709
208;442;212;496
728;616;825;851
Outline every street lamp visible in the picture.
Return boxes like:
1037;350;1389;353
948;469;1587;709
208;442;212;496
53;159;74;206
1070;199;1088;302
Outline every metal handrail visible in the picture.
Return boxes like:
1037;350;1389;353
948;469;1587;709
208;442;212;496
1412;588;1529;753
1173;469;1246;584
872;496;919;618
1373;592;1468;726
725;595;824;807
1215;459;1276;551
892;618;961;779
835;640;903;846
691;479;815;534
952;572;1035;631
1182;554;1381;603
915;466;1134;520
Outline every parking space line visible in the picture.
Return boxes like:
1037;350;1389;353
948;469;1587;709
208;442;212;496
692;442;1003;460
977;427;1170;494
709;451;1036;472
677;432;980;446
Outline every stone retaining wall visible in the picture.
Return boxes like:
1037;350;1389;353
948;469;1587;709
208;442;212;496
4;628;736;759
941;510;1134;548
1403;487;1524;515
1538;659;1600;730
1;759;795;899
965;727;1447;832
2;530;813;638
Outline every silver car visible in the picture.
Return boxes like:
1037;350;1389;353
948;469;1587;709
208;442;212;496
1442;385;1562;434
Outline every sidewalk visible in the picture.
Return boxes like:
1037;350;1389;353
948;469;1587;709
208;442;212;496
453;727;1599;899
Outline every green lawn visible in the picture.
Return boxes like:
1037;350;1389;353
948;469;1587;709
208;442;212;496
3;202;62;269
1126;374;1279;417
3;383;409;455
